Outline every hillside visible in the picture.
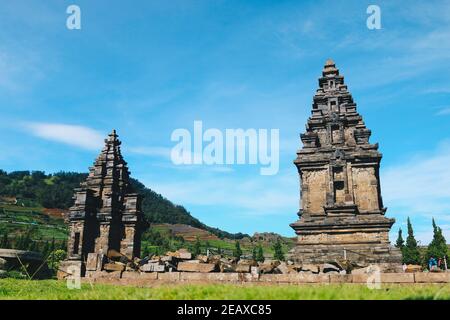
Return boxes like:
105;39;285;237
0;204;295;259
0;170;248;240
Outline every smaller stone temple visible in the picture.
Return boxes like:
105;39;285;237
62;130;148;275
289;60;401;266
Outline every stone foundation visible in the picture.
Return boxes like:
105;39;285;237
75;271;450;285
288;244;402;267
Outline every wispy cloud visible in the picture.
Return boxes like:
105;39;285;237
382;140;450;242
435;107;450;116
23;122;104;150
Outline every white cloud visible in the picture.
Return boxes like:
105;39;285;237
382;141;450;242
24;122;104;150
435;107;450;116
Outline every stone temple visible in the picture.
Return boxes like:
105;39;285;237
289;60;401;266
63;130;148;274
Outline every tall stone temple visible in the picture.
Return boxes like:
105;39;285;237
64;130;148;273
289;60;401;265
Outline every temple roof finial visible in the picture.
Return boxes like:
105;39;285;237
322;58;339;76
325;58;335;66
107;129;119;142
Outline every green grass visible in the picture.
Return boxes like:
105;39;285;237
0;204;67;241
0;279;449;300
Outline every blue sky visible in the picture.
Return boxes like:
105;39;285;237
0;0;449;244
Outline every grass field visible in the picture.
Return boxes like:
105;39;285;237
0;279;449;300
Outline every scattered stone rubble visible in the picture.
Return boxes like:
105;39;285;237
73;247;405;279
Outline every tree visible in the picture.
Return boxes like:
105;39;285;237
42;240;50;258
193;237;202;256
256;244;264;262
426;218;448;267
142;246;150;258
0;233;9;248
402;217;421;265
252;246;257;261
48;238;56;269
273;239;284;261
233;241;242;260
395;228;404;249
60;240;67;251
48;249;66;272
28;240;38;252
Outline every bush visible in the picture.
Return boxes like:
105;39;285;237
0;270;27;279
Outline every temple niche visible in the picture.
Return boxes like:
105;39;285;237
289;60;401;266
63;130;148;275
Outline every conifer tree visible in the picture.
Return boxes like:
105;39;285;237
252;246;257;261
395;228;405;249
402;217;421;265
193;237;202;256
256;244;264;262
273;239;284;261
426;218;448;266
233;241;242;260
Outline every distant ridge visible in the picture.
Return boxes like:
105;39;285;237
0;169;248;240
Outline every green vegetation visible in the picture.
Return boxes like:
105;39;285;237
233;241;242;259
192;237;202;256
395;228;404;250
251;244;265;262
257;244;264;262
0;170;86;208
425;218;448;264
402;217;421;265
273;239;284;261
0;169;247;240
0;279;449;300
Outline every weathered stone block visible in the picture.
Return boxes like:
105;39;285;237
177;262;217;273
207;273;239;282
180;272;206;281
239;272;259;282
103;263;125;272
301;264;320;273
352;274;369;283
414;273;450;283
235;264;251;273
88;271;122;279
329;274;353;283
405;265;422;273
140;263;165;272
380;273;414;283
157;272;180;281
86;253;99;271
121;271;141;279
57;260;83;280
178;249;192;260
